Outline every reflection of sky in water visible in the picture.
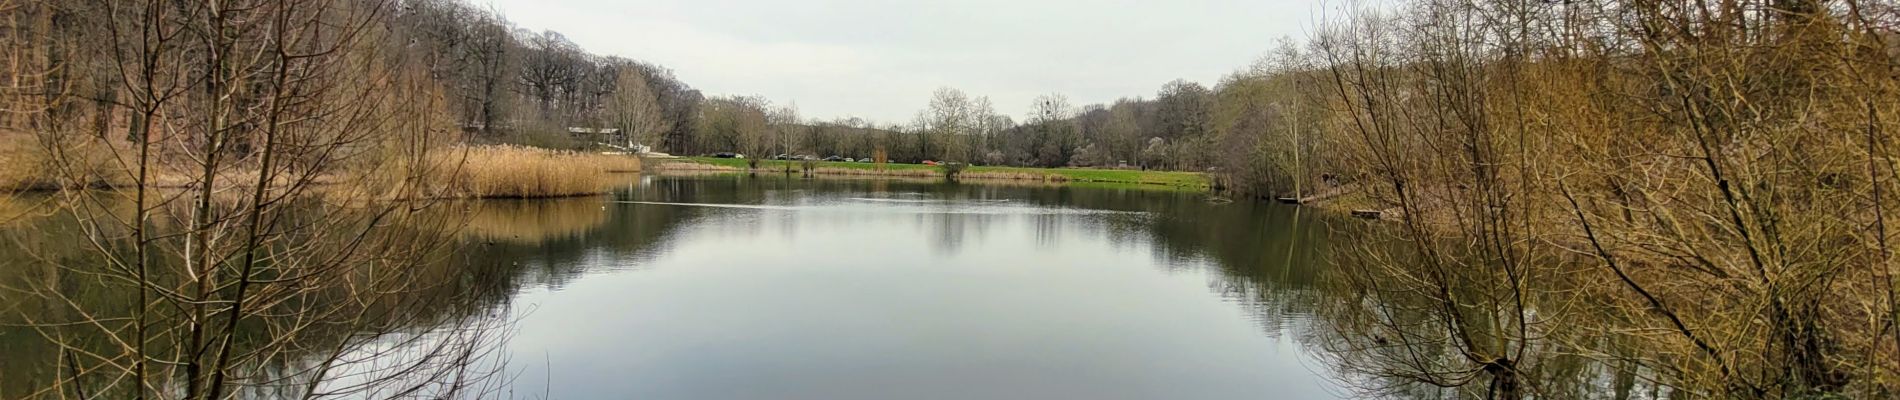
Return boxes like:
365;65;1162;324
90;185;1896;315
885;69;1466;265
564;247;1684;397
613;199;1144;215
494;180;1342;399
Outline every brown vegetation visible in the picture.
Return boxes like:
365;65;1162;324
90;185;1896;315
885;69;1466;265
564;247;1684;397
1290;0;1900;398
1;0;517;397
2;0;1894;396
458;197;608;243
0;132;133;191
417;145;639;199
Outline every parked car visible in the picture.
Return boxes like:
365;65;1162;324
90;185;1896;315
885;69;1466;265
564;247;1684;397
713;152;739;158
922;160;939;166
822;156;844;162
844;158;856;162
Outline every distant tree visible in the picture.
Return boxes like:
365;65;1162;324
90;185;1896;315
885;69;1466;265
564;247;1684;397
1104;100;1146;166
466;16;518;134
1140;137;1169;170
698;96;770;168
922;87;975;162
518;30;587;120
768;104;801;155
1154;79;1214;169
1028;93;1075;122
393;0;518;134
1070;142;1112;167
969;96;1005;159
606;66;668;149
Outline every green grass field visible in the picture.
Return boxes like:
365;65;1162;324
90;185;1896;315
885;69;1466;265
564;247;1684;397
666;157;1208;188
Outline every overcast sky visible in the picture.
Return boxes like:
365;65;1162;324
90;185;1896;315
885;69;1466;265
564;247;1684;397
485;0;1330;124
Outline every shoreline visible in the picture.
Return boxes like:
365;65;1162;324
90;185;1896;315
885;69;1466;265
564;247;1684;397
649;157;1210;189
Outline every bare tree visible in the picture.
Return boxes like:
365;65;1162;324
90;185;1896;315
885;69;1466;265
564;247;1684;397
517;30;586;121
921;87;973;162
606;66;669;150
4;0;513;398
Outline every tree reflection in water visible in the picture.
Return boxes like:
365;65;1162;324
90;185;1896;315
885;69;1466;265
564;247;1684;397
0;192;513;399
1;176;1692;398
1308;220;1678;399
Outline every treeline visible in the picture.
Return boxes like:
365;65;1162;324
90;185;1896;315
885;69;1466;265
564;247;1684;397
382;0;704;150
0;0;703;152
0;0;1302;178
679;56;1293;179
690;83;1220;170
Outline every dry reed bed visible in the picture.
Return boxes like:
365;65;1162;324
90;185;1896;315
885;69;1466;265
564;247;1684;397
0;134;640;200
424;145;640;199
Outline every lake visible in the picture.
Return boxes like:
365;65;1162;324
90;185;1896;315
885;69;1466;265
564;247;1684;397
466;175;1341;399
0;174;1352;399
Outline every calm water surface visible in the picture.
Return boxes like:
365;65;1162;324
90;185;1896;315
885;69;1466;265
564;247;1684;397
468;175;1340;399
0;175;1342;399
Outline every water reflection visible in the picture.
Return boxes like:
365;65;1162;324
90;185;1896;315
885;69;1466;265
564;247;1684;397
0;191;510;399
473;175;1344;399
3;175;1347;399
1305;220;1675;399
460;198;610;244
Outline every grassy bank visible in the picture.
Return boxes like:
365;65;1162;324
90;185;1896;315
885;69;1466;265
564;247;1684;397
660;157;1208;188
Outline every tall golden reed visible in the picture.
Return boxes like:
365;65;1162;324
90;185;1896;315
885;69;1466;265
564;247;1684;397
426;145;640;198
